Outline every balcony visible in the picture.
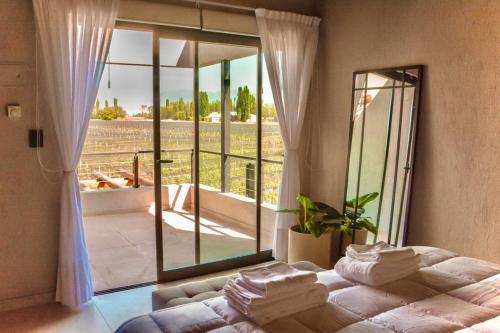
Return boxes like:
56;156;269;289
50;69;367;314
79;149;281;292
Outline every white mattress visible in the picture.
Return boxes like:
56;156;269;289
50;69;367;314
123;247;500;332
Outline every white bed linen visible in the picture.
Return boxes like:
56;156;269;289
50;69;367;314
122;247;500;333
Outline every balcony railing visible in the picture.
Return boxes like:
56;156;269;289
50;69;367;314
78;149;283;205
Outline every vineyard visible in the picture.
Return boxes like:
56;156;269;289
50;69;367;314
79;119;284;205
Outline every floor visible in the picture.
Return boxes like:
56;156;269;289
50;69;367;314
84;210;258;292
0;263;271;333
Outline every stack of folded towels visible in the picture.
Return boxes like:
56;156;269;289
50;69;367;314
223;262;329;325
335;241;421;286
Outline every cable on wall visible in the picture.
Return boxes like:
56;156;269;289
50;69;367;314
34;29;63;183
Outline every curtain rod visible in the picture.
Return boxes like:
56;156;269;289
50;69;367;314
179;0;255;12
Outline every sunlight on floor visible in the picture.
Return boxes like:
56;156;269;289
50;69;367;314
148;202;255;240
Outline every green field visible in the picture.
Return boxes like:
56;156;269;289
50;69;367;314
79;120;284;205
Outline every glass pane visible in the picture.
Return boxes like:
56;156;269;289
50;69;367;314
200;152;221;190
230;52;258;157
80;59;155;291
198;42;257;264
95;64;154;120
354;73;366;89
377;87;402;244
161;39;193;67
109;29;152;64
390;86;415;245
367;72;392;88
160;38;195;271
199;63;221;152
357;88;394;244
346;74;367;202
261;58;282;250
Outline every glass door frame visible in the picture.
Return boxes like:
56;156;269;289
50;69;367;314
116;21;273;283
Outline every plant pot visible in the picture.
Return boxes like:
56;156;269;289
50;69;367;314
341;229;368;253
288;225;332;269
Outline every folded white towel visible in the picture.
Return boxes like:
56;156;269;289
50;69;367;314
334;255;421;286
223;278;306;308
346;242;416;262
238;262;317;297
225;282;329;325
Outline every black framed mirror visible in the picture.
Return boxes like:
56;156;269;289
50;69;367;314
343;65;423;248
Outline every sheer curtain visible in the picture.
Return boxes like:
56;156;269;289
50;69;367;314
256;9;321;261
33;0;118;307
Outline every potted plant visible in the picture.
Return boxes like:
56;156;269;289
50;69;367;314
279;192;378;268
341;192;379;250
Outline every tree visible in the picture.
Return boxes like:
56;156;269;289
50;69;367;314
91;97;126;120
178;98;185;112
93;107;115;120
210;100;221;113
134;105;152;119
235;86;255;122
199;91;210;120
95;98;100;111
262;103;278;121
165;98;170;107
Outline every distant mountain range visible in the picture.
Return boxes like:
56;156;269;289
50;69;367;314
161;89;252;102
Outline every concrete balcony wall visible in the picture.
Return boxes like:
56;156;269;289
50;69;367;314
81;184;276;246
198;185;276;248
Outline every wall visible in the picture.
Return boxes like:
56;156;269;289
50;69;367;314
311;0;500;262
0;0;61;310
0;0;319;310
163;0;318;16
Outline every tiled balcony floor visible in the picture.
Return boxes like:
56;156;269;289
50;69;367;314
83;210;259;292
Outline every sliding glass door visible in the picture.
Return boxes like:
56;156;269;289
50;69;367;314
157;37;197;271
198;42;259;264
147;25;273;282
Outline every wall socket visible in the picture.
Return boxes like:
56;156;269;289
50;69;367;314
29;129;43;148
7;104;22;118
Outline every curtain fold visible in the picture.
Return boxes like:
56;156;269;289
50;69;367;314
33;0;118;307
255;8;320;261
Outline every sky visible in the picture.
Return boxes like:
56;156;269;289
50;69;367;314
97;29;275;115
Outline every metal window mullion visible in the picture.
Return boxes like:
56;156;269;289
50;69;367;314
395;75;419;245
152;29;163;278
387;70;406;245
374;79;397;243
256;48;262;257
352;74;368;244
338;73;358;259
401;68;423;245
194;41;201;265
220;60;231;193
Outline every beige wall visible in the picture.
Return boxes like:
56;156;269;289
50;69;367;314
311;0;500;262
163;0;318;16
0;0;318;308
0;0;61;308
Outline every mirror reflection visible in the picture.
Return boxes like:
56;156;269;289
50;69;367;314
344;66;422;247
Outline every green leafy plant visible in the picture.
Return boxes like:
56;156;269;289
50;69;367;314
342;192;379;237
278;192;379;238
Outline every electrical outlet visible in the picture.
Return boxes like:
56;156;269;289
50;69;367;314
7;104;22;118
29;129;43;148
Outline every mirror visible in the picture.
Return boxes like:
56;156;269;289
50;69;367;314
343;66;423;247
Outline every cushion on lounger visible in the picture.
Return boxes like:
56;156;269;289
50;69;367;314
152;261;324;310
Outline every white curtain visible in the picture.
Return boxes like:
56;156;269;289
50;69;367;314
33;0;118;307
256;9;321;261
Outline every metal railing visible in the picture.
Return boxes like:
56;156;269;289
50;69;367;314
79;148;283;203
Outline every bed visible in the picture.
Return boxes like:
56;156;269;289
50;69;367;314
116;247;500;333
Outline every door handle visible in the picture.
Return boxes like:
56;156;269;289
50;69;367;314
156;159;174;164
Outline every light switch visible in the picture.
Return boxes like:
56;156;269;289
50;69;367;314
7;104;22;118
